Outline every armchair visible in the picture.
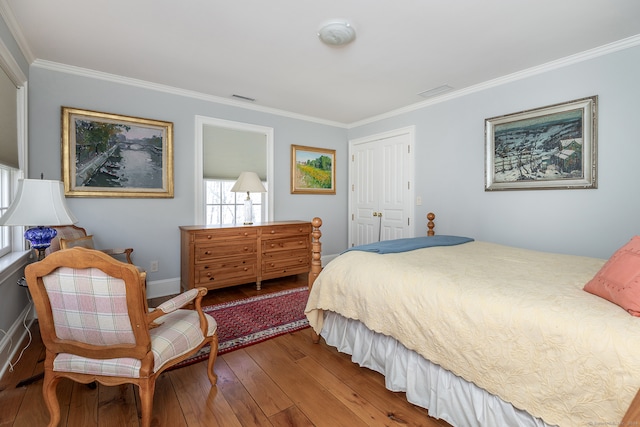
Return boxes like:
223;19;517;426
45;224;134;264
25;247;218;427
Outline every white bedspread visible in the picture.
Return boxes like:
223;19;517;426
305;241;640;426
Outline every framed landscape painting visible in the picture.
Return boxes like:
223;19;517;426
62;107;174;198
291;144;336;194
485;96;597;191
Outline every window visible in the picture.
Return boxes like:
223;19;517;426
205;179;265;225
0;164;19;257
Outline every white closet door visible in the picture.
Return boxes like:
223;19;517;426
352;142;378;245
350;128;414;247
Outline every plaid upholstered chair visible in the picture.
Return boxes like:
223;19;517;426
25;247;218;427
44;225;134;264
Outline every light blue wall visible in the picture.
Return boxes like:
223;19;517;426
28;66;349;295
349;45;640;259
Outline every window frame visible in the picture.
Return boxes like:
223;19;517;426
0;57;28;260
194;116;274;225
0;164;26;256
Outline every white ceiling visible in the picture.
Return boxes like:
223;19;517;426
4;0;640;125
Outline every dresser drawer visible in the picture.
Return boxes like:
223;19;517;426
193;228;257;243
196;241;256;261
196;257;257;285
262;236;309;253
262;249;310;273
194;227;258;244
262;223;312;239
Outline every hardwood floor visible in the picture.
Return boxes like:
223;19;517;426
0;274;451;427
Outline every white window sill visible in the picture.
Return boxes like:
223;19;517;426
0;250;32;284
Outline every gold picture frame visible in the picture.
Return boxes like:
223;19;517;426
291;144;336;194
62;107;174;198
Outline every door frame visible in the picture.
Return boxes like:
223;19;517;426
348;126;415;247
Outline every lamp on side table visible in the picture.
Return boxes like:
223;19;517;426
0;179;78;260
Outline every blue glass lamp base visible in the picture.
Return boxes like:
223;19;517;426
24;226;57;260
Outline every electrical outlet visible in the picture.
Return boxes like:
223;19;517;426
150;261;159;272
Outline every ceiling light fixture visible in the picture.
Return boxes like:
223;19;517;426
318;20;356;46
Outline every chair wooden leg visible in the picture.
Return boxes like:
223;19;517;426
206;333;219;386
138;379;156;427
42;372;61;427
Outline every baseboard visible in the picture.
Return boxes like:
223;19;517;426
322;253;338;265
0;302;36;380
145;277;181;299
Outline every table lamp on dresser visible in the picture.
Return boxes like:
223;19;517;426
0;178;78;260
231;171;266;225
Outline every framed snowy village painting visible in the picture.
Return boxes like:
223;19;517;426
484;96;597;191
62;107;174;198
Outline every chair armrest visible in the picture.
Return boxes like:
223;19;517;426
147;288;208;324
101;248;134;264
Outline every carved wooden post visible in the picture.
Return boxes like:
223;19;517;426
308;217;322;343
308;217;323;290
427;212;435;236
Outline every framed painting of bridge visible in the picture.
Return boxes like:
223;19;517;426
62;107;174;198
291;144;336;194
484;96;597;191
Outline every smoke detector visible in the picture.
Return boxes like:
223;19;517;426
318;20;356;46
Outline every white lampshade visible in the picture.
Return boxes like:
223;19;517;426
0;179;78;226
230;171;267;194
230;172;266;225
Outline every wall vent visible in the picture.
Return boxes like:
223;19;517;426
232;94;256;102
417;85;453;99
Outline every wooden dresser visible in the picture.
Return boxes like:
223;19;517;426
179;221;312;292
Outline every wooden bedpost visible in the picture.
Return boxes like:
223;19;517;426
308;217;322;343
308;217;323;290
427;212;435;236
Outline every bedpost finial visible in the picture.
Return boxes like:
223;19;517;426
427;212;435;236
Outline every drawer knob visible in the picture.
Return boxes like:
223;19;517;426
209;277;215;281
206;235;212;239
270;243;275;248
243;267;248;271
270;230;276;234
204;265;209;269
204;251;211;255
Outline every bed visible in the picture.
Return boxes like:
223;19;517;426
304;215;640;427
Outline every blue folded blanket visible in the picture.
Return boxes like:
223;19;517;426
344;235;474;254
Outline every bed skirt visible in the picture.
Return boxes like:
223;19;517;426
321;311;555;427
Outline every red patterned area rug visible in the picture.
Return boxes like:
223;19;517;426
170;286;309;370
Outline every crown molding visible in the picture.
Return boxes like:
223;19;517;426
32;59;349;129
349;34;640;128
0;0;34;64
19;31;640;129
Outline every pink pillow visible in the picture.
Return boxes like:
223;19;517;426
584;236;640;316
